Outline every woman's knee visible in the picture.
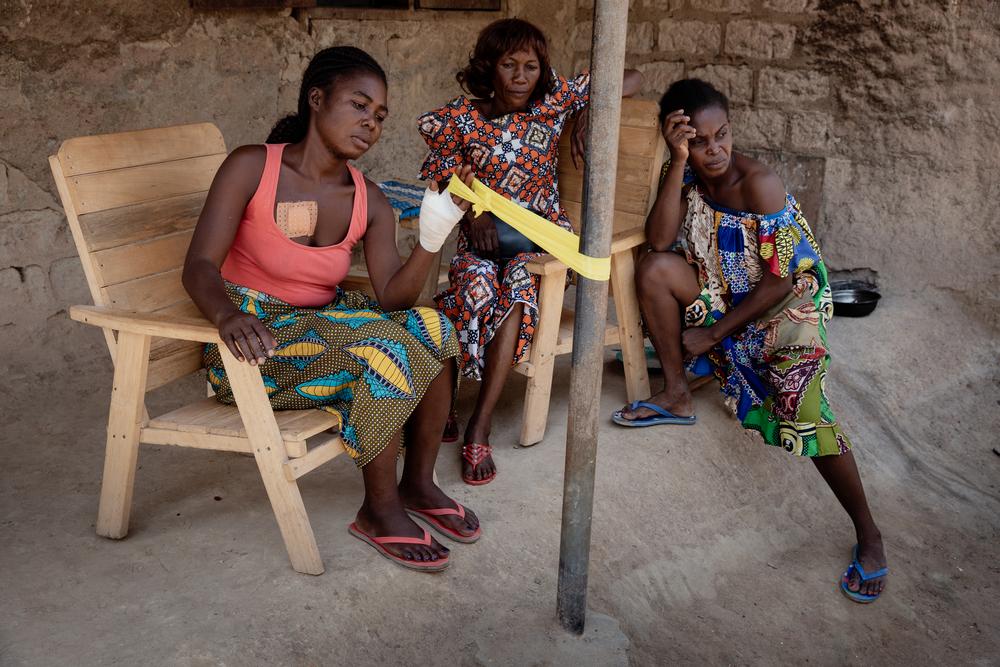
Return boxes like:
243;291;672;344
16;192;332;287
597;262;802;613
636;251;691;296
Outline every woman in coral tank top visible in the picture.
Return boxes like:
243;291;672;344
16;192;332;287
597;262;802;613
183;46;478;572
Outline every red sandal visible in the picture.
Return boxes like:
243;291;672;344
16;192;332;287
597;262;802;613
348;522;450;572
405;502;481;543
461;442;496;486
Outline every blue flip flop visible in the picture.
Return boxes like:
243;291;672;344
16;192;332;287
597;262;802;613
612;401;697;427
840;544;888;603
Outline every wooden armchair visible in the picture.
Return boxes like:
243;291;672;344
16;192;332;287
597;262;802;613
514;98;665;445
50;123;358;575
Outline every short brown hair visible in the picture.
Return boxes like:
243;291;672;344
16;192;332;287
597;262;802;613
457;19;553;104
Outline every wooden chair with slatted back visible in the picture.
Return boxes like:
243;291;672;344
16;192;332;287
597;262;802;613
514;98;664;445
49;123;356;575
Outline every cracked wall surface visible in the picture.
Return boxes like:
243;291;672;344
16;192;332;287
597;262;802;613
1;0;997;394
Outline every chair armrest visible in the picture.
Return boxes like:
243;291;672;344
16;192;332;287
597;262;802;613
524;254;567;275
610;228;646;254
524;228;645;276
69;305;220;343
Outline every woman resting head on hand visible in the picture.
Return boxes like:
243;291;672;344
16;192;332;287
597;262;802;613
614;78;889;604
182;46;479;572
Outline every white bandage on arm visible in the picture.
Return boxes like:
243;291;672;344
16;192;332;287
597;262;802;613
417;186;465;253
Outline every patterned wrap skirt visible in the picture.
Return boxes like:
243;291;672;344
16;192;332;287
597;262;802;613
204;282;460;467
434;250;541;381
683;269;851;458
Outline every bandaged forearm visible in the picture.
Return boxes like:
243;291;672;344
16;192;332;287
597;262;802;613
418;187;465;253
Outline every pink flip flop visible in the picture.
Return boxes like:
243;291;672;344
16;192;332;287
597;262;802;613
348;522;450;572
405;502;481;544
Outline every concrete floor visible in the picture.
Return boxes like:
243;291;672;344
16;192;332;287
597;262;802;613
2;290;998;666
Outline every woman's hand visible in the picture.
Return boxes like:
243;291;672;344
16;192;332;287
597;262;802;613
419;164;475;253
467;211;498;254
432;163;475;210
571;107;589;169
217;310;276;366
662;109;696;164
681;326;719;360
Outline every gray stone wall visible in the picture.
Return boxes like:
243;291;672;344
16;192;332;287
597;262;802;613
2;0;998;393
575;0;1000;325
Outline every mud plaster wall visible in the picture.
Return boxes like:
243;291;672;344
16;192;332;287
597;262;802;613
0;0;574;391
575;0;1000;320
1;0;998;394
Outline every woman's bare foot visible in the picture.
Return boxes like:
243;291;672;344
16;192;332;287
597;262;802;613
398;480;480;539
353;503;450;563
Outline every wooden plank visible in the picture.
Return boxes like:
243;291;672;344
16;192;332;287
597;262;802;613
153;299;204;319
92;230;193;287
611;249;651;402
610;228;646;254
220;345;324;574
69;306;220;343
524;254;568;275
102;268;188;312
140;427;252;453
68;153;226;215
57;123;225;177
79;191;206;252
619;99;660;128
49;154;120;360
147;339;204;391
147;396;339;445
559;200;647;236
96;331;151;539
556;170;652;217
283;436;347;481
519;268;567;446
559;125;658;159
557;152;651;190
139;427;307;458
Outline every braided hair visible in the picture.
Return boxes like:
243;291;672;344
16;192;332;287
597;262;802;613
267;46;387;144
657;78;729;125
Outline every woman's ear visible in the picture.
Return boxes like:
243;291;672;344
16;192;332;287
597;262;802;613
308;87;323;113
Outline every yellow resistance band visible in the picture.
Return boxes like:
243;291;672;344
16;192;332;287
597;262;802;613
447;175;611;281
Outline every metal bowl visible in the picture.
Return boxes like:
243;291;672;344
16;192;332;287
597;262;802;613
831;280;881;317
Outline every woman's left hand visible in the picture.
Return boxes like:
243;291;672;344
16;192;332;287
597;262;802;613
571;108;589;169
681;327;719;359
431;164;475;210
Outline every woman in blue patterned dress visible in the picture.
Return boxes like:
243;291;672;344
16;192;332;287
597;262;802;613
419;18;641;485
614;79;888;602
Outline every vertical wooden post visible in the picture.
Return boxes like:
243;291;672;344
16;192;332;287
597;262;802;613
557;0;630;635
96;331;150;538
220;347;324;575
520;267;569;446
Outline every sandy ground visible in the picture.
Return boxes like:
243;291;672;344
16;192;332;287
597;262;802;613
2;290;998;666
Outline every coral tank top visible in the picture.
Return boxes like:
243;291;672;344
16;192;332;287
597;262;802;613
221;143;368;307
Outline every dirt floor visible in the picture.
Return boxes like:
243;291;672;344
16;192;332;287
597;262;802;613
2;290;999;666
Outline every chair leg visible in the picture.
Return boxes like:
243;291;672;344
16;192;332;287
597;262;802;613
96;331;151;539
221;349;324;575
520;268;567;446
611;249;651;402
